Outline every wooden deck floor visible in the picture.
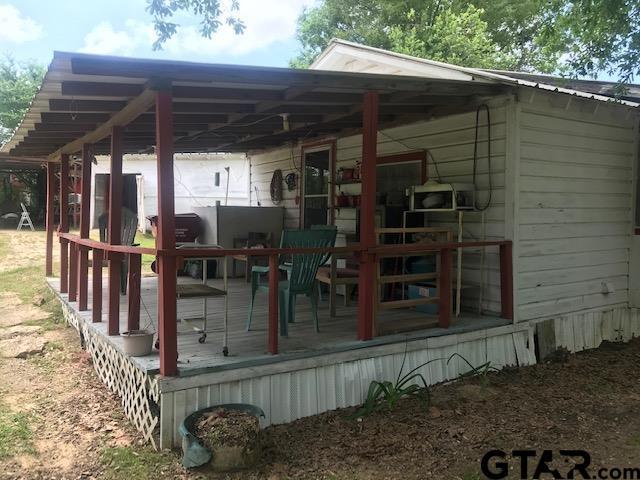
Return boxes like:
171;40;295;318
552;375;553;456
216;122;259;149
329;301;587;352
48;274;509;377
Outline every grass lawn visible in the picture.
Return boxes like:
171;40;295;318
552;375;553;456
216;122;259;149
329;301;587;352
89;229;157;273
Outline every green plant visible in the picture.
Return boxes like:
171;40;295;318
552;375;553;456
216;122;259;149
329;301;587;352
0;403;34;459
447;353;499;388
351;348;441;419
100;446;176;480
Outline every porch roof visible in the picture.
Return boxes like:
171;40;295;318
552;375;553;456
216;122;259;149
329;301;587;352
1;51;510;159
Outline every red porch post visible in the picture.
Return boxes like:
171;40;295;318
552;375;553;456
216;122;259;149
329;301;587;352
45;162;55;276
357;91;378;341
127;253;141;331
68;242;78;301
155;88;178;376
438;248;452;328
92;249;103;323
108;127;124;335
78;143;92;310
268;254;279;354
500;242;514;320
59;154;70;293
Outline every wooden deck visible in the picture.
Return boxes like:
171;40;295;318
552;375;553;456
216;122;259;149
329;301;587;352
47;274;509;377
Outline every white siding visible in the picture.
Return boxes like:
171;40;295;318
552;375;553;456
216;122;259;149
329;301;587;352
516;90;637;321
250;99;509;312
158;323;535;449
92;153;249;229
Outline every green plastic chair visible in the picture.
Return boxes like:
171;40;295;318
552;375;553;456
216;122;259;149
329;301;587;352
247;228;337;336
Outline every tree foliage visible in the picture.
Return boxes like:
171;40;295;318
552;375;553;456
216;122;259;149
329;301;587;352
0;57;44;146
290;0;640;83
290;0;557;71
540;0;640;84
146;0;245;50
388;5;512;69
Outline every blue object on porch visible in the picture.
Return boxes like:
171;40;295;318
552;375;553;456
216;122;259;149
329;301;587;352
408;284;439;314
179;403;265;469
246;228;337;335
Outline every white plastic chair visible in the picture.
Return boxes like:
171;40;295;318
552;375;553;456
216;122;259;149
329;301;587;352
17;203;35;231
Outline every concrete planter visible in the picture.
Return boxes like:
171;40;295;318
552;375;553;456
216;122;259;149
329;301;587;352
120;330;154;357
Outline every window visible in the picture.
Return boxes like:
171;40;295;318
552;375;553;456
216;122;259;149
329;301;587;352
301;147;333;228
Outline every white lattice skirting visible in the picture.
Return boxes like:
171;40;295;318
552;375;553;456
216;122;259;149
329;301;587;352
59;300;160;448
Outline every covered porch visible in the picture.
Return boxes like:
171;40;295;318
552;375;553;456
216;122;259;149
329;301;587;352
3;51;518;447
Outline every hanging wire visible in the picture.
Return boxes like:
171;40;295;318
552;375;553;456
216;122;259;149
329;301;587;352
473;104;493;211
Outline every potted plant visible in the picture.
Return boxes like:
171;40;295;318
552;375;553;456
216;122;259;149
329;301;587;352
179;403;265;471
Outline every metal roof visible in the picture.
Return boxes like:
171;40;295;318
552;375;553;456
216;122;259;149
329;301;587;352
0;153;47;172
1;51;509;159
314;39;640;108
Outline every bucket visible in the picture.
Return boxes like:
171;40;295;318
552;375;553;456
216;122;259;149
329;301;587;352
120;330;154;356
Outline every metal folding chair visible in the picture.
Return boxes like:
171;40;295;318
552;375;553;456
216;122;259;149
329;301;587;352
17;203;35;231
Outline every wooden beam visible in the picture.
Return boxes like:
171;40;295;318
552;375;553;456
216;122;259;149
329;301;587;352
59;154;70;293
127;254;141;331
45;162;55;276
357;91;378;341
500;243;514;320
34;123;97;132
77;143;92;311
155;89;178;377
41;112;111;124
68;243;78;302
48;88;156;160
438;249;452;328
92;249;103;323
108;126;124;335
69;55;503;92
61;81;144;97
49;99;128;112
268;254;279;354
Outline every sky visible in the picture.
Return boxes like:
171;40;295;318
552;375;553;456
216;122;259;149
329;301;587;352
0;0;318;67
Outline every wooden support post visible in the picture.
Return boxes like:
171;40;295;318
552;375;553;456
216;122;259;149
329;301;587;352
59;154;70;293
78;144;92;310
357;91;378;341
268;254;279;354
92;249;103;323
68;242;78;302
45;163;55;276
127;254;141;331
155;89;178;376
500;243;514;320
438;248;452;328
108;127;123;335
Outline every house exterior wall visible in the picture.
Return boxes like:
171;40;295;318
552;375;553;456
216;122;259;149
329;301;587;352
91;152;249;230
514;88;639;322
249;97;509;313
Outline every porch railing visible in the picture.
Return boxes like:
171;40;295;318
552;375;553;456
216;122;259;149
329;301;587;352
57;232;513;367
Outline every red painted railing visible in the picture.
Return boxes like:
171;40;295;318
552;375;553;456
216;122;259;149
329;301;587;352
57;232;513;372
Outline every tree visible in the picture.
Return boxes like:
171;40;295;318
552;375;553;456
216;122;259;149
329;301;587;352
388;5;513;70
290;0;558;71
0;57;45;223
540;0;640;84
0;57;44;145
146;0;245;50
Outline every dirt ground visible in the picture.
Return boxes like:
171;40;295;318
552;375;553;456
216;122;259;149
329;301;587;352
1;230;640;480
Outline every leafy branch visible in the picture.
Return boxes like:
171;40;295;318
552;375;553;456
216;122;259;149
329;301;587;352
146;0;245;50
